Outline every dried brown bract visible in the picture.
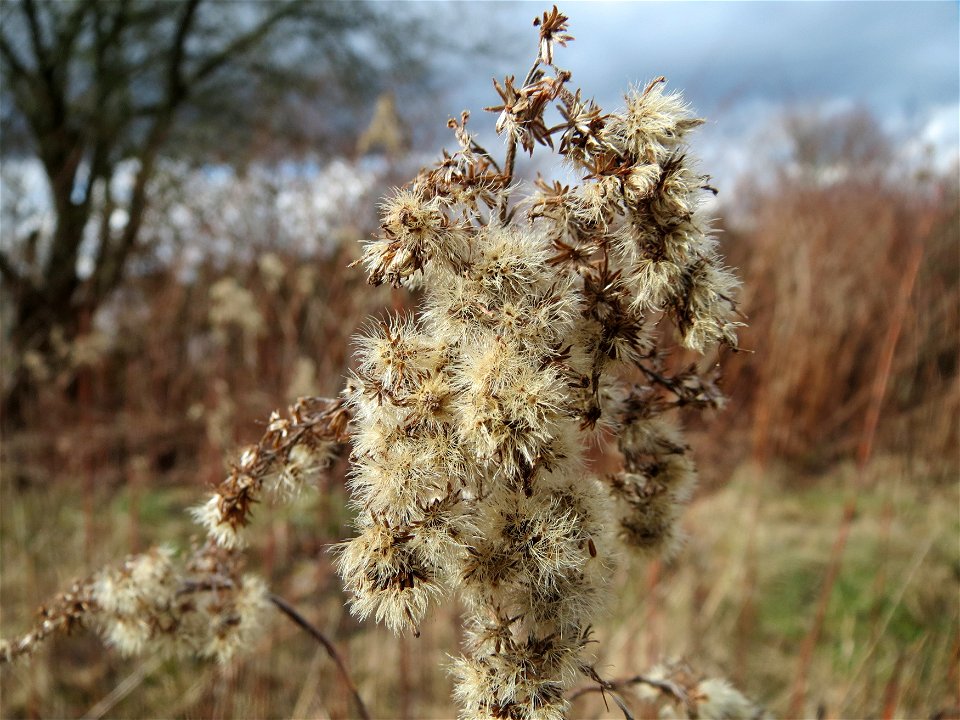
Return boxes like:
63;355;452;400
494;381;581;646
534;6;574;65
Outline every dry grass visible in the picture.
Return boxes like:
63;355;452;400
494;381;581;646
585;458;958;719
718;154;959;475
2;455;956;719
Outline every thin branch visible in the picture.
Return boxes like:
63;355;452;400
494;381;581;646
20;0;72;129
20;0;49;76
269;594;371;720
188;1;302;85
175;577;236;596
499;141;517;225
167;0;202;102
569;672;696;717
498;57;542;222
54;0;95;59
0;30;30;79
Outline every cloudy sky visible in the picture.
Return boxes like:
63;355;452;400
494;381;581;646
435;1;959;189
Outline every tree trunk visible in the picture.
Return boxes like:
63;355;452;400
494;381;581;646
3;207;89;431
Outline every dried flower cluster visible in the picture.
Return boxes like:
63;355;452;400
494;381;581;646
334;7;741;719
2;398;351;671
2;8;747;719
192;396;349;548
1;543;269;665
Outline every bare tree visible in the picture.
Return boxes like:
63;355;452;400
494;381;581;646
0;0;431;424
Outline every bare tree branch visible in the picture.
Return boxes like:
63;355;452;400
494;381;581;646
0;29;30;79
167;0;202;103
53;0;95;59
20;0;49;76
83;2;201;305
90;119;166;305
188;1;303;85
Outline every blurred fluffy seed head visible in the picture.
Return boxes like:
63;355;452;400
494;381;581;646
191;493;246;549
199;574;271;663
208;277;264;337
694;678;763;720
68;545;272;663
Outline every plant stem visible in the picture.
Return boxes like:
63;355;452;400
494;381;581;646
270;593;371;720
498;57;542;222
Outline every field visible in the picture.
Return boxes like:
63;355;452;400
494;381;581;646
2;449;957;718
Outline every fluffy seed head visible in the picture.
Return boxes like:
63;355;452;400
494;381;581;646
336;520;443;634
604;79;704;163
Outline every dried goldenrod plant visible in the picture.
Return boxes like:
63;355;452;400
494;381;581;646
333;7;739;716
0;542;269;665
325;8;739;718
2;8;751;719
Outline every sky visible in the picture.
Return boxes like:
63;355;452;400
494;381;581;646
433;1;960;190
5;1;957;239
